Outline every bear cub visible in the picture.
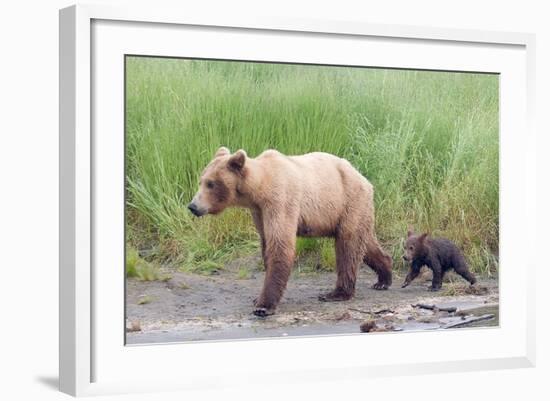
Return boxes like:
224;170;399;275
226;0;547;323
401;229;476;291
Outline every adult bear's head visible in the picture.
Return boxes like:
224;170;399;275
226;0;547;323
188;147;247;217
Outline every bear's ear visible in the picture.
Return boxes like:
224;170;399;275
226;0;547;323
228;149;247;172
215;146;230;158
418;232;428;243
407;227;415;237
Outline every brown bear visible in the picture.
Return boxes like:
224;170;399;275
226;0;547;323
401;229;477;291
188;147;393;316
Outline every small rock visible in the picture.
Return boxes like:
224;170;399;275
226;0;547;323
360;320;378;333
126;321;141;332
137;295;153;305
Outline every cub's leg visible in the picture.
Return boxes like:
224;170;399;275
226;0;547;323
454;260;477;285
253;213;297;317
428;261;443;291
401;261;422;288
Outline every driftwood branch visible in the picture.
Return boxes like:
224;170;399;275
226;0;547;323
349;307;394;315
443;314;495;329
412;303;457;313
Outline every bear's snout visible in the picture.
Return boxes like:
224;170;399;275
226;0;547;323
188;202;205;217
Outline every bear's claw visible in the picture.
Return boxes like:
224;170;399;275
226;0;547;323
372;282;389;290
253;307;274;317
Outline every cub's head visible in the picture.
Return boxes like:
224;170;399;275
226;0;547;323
403;229;428;262
187;147;247;217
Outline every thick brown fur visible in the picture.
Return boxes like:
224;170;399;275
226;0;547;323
189;147;393;316
401;230;477;291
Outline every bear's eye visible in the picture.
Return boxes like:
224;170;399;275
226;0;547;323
206;181;215;189
409;246;414;250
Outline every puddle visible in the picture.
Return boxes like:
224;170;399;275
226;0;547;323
454;304;499;328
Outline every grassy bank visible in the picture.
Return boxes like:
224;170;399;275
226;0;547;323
125;57;499;276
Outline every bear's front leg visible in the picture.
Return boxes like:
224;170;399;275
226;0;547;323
402;267;420;288
428;261;443;291
401;260;422;288
253;216;296;317
253;250;294;316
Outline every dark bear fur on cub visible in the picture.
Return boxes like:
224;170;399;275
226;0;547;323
401;229;476;291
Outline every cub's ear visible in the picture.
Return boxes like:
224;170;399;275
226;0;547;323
215;146;230;158
418;232;428;243
407;227;415;237
228;149;247;171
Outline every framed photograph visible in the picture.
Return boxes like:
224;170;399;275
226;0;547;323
59;4;536;396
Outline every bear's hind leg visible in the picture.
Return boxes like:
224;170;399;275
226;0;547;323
251;208;266;267
364;242;393;290
455;265;477;285
319;235;362;302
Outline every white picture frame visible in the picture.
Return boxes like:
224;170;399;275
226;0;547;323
59;4;536;397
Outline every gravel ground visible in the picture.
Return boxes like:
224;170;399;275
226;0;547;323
126;259;499;344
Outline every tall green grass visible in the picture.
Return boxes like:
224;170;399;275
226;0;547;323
126;57;499;276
